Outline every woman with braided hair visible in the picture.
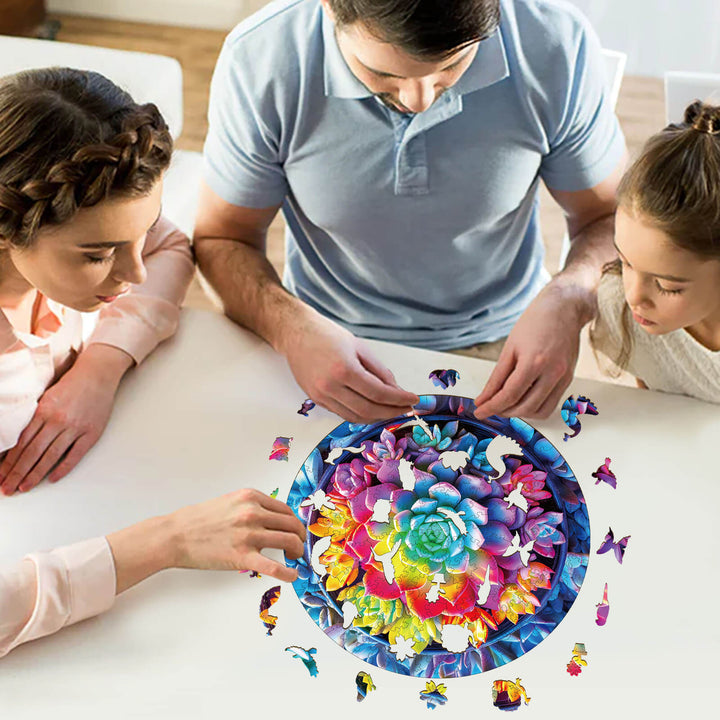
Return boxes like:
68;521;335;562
0;69;305;657
0;67;194;489
591;101;720;401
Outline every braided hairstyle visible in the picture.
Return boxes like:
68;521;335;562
0;67;172;249
590;100;720;371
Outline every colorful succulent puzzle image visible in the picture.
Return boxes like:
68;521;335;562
286;395;590;678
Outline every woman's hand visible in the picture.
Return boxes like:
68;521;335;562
0;344;133;495
107;489;307;590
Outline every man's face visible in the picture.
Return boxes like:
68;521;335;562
332;17;479;114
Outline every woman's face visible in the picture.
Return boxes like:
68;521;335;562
3;182;162;312
615;207;720;342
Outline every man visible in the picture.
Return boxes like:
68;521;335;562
194;0;627;421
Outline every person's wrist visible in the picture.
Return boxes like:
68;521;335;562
106;513;179;593
76;343;135;390
268;297;314;356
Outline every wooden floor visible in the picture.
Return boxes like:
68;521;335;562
50;13;665;383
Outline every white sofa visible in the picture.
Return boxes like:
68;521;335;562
0;34;204;239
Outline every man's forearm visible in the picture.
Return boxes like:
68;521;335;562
552;213;617;325
195;239;305;353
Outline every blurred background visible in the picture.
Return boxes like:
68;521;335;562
1;1;718;381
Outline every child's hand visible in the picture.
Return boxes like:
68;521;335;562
0;344;132;495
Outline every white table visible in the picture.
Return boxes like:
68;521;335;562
1;308;718;718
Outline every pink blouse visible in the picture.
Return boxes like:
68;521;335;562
0;216;193;657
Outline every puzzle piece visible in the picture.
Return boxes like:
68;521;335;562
297;399;316;416
285;645;318;677
429;369;460;389
259;586;281;635
561;395;598;441
492;678;531;711
596;528;630;564
269;436;293;461
420;681;449;709
356;672;376;702
592;458;617;489
566;642;588;676
596;583;610;626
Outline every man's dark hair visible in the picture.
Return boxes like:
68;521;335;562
327;0;501;59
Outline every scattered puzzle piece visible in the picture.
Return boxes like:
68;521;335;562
259;586;281;635
420;680;449;709
356;672;376;702
285;645;318;677
596;583;610;626
492;678;531;711
591;458;617;489
270;488;279;499
269;436;293;461
298;399;316;416
429;369;460;389
566;642;588;676
561;395;598;441
596;528;630;564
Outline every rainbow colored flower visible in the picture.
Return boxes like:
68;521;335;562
288;395;589;677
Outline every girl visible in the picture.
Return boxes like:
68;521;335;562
591;101;720;402
0;68;304;657
0;67;194;493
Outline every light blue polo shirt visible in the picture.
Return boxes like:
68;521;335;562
203;0;625;350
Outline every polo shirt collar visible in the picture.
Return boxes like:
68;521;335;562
323;9;372;99
451;29;509;97
322;9;509;101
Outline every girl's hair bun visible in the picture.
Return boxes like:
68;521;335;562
684;100;720;135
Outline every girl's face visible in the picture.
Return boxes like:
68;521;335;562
615;207;720;341
2;182;162;313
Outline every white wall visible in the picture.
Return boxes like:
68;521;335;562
49;0;720;78
47;0;264;31
567;0;720;77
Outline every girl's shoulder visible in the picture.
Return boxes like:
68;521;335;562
597;272;625;313
595;272;627;344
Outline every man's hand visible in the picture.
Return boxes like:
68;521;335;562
279;305;419;423
473;279;595;419
0;344;133;495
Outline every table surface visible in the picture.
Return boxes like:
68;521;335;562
1;308;718;718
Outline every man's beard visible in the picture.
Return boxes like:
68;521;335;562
374;88;447;115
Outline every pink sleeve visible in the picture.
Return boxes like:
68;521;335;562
87;216;195;365
0;537;116;658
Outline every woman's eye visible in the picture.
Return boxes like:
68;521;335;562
84;252;114;264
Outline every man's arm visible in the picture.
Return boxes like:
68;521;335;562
193;182;418;421
473;153;627;419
